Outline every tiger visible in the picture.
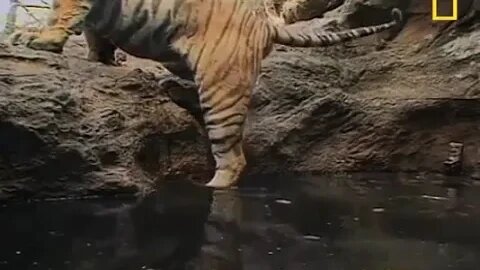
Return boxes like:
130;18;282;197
8;0;91;54
8;0;343;56
10;0;403;189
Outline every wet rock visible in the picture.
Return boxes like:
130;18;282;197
443;142;464;176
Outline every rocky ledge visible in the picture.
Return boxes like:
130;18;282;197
0;2;479;201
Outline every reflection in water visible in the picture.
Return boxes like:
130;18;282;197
0;181;213;270
195;190;244;270
1;174;480;270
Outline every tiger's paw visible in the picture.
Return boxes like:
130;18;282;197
205;165;244;189
28;38;65;54
87;50;122;66
8;28;42;47
27;29;69;53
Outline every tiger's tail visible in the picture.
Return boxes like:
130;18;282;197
272;8;403;47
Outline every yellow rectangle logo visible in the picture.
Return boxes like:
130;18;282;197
432;0;458;21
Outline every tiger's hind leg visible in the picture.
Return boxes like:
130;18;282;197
84;28;119;66
195;65;256;189
25;0;90;53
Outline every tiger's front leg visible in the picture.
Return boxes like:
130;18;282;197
195;63;256;189
84;28;119;66
11;0;90;53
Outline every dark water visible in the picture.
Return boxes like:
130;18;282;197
1;173;480;270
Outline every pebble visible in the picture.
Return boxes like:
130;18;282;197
303;235;321;241
275;199;292;205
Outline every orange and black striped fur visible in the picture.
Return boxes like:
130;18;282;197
8;0;90;53
14;0;404;188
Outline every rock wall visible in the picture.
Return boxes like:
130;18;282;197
0;2;479;201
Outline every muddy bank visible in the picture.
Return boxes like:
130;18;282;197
0;3;479;200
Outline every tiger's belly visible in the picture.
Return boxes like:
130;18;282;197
85;0;195;81
115;35;195;81
113;37;194;81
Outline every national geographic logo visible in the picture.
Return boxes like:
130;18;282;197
432;0;458;21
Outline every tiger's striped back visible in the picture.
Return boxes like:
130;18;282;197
82;0;404;188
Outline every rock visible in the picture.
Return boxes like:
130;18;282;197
245;47;480;176
0;45;211;201
440;30;480;61
0;2;479;201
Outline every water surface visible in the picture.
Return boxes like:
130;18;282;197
1;173;480;270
